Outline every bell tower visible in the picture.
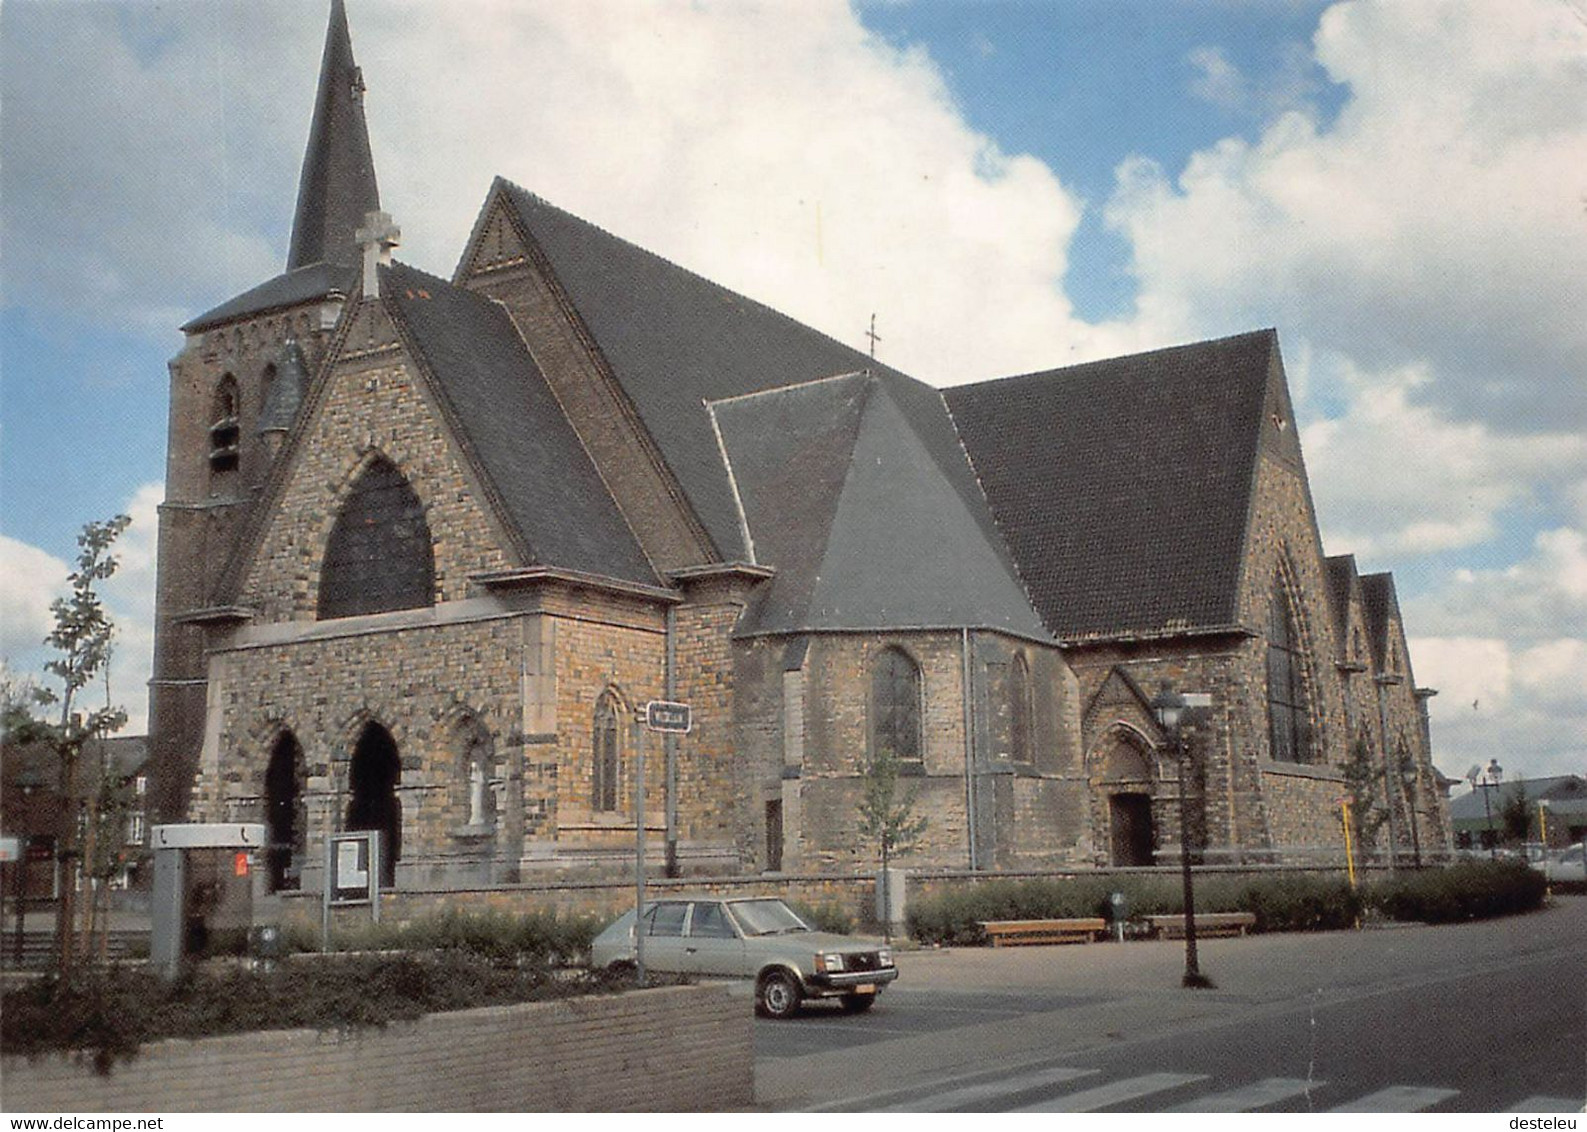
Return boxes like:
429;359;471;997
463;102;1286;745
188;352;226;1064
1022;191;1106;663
147;0;382;823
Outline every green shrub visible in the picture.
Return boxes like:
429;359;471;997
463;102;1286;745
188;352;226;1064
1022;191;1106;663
307;908;602;964
0;951;641;1073
907;872;1366;944
788;900;854;935
1368;859;1547;923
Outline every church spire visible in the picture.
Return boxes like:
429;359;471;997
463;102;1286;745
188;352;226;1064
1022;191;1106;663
287;0;381;272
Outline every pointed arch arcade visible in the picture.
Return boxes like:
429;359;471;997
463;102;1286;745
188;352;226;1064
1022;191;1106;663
318;456;435;620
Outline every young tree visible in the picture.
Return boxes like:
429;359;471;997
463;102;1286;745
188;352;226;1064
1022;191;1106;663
24;515;132;978
1499;784;1533;846
1342;736;1387;857
857;746;927;941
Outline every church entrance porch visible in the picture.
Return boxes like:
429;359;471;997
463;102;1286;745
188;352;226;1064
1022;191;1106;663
264;730;305;892
1109;792;1155;866
348;722;401;888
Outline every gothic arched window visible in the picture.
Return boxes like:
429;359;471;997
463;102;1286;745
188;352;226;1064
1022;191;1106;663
593;691;621;813
317;458;434;619
1009;654;1034;764
1266;583;1311;763
871;647;922;767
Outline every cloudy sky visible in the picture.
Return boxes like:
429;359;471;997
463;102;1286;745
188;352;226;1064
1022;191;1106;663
1;0;1583;784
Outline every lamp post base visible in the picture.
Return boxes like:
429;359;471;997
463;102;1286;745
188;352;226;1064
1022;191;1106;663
1182;970;1217;990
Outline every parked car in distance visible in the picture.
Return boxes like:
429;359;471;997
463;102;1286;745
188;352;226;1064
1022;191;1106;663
589;895;898;1018
1542;842;1586;882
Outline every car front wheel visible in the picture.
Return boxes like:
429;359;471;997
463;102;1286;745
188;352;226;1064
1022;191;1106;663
757;969;803;1019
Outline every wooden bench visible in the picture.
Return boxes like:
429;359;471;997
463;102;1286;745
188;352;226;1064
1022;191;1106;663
978;918;1108;946
1146;912;1256;939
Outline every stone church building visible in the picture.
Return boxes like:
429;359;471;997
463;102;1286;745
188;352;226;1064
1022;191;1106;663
148;2;1451;892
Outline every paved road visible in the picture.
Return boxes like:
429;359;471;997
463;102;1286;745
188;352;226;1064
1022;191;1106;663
755;896;1587;1112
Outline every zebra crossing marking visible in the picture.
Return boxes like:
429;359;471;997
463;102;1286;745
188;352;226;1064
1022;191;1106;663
1330;1085;1460;1112
876;1066;1099;1111
1171;1076;1325;1112
1505;1097;1585;1113
1012;1072;1208;1112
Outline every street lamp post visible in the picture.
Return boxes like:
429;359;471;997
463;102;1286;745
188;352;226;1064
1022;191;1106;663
1468;759;1504;858
1152;683;1214;990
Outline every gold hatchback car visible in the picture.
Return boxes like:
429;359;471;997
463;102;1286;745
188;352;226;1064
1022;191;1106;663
590;896;898;1018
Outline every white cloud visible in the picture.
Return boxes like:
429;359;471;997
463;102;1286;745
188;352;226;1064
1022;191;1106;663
1301;358;1587;559
1108;0;1587;431
0;535;68;660
1408;529;1587;779
0;486;161;733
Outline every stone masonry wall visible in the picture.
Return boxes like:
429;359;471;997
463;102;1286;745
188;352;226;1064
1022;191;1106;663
2;985;750;1113
240;297;514;622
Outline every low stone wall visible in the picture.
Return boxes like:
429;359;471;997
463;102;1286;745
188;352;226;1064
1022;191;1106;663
1;984;750;1112
282;871;881;934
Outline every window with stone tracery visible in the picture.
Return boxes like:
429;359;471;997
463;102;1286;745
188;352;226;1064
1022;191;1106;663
871;646;922;768
1266;582;1311;763
318;457;434;619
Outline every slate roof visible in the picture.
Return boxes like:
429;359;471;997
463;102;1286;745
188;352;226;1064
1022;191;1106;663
945;331;1279;642
380;261;658;587
185;0;376;332
1360;572;1404;675
183;262;355;332
710;374;1050;640
287;0;379;272
1325;554;1363;660
1449;775;1587;821
493;181;1007;569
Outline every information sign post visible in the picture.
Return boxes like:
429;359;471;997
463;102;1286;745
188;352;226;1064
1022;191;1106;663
634;701;692;984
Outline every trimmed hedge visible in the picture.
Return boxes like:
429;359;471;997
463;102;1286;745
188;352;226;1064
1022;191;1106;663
906;862;1544;945
1367;859;1547;923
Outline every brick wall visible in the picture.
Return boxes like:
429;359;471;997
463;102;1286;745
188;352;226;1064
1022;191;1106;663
1;985;751;1113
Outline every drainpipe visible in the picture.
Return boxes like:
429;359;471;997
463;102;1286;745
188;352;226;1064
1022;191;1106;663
962;628;978;870
665;607;678;878
1375;675;1401;869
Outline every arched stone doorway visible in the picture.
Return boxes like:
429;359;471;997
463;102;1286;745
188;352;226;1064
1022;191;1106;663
1093;731;1158;867
348;721;401;887
264;730;306;891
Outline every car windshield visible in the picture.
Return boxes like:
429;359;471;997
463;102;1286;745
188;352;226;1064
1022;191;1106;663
730;899;810;936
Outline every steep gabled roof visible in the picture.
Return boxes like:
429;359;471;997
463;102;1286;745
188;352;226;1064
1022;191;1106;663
711;374;1049;640
1325;554;1364;661
946;330;1278;642
1361;571;1408;677
380;262;657;587
491;181;998;565
287;0;380;272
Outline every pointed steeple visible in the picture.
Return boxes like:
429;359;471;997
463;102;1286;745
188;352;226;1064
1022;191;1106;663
287;0;380;271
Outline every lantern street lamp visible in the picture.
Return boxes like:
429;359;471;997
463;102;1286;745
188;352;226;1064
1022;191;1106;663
1151;682;1214;990
1467;759;1504;858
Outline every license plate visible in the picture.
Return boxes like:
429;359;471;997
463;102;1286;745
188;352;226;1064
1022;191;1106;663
853;984;875;995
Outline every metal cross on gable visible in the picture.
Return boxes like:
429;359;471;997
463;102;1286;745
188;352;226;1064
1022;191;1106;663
866;313;882;359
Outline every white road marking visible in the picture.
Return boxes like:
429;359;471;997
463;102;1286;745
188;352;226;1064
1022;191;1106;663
1506;1097;1585;1113
1013;1072;1208;1112
1330;1085;1460;1112
878;1066;1100;1111
1171;1076;1325;1112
